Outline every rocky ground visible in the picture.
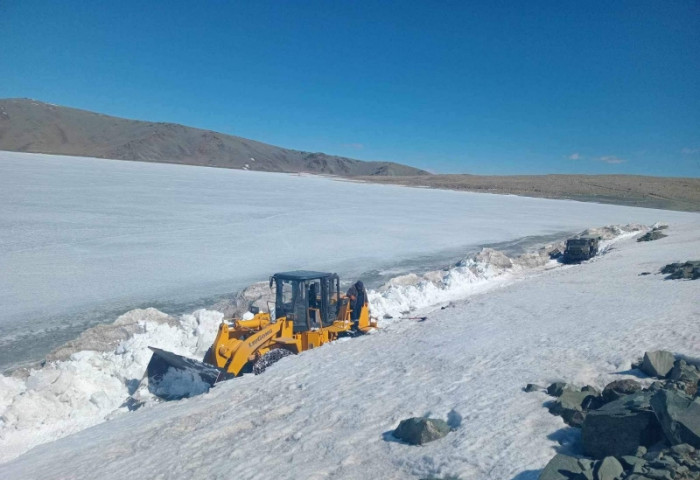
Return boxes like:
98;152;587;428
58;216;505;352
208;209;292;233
355;174;700;212
535;350;700;480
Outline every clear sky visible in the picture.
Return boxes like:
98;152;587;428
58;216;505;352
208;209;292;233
2;1;699;176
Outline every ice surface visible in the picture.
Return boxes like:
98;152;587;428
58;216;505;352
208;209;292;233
0;219;697;479
1;151;698;370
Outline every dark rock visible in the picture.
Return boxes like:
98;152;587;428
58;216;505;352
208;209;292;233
648;381;667;393
582;392;663;458
577;458;596;479
644;450;665;462
639;272;652;276
547;382;568;397
393;417;450;445
446;409;462;429
669;360;700;395
642;467;673;479
549;388;600;427
121;396;145;412
650;389;700;447
419;476;461;480
648;456;679;470
637;230;667;242
671;443;695;455
538;453;592;480
660;261;700;280
594;456;624;480
641;351;676;378
602;379;642;403
524;383;542;392
621;455;647;473
581;385;601;395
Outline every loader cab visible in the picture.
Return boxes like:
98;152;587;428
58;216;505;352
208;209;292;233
271;271;340;333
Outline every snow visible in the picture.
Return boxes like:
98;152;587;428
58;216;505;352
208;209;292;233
1;151;698;372
0;307;224;463
0;219;698;479
0;151;699;478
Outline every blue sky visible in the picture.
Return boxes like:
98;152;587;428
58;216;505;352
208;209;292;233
2;1;699;176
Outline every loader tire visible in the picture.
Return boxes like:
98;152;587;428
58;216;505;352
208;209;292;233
253;348;293;375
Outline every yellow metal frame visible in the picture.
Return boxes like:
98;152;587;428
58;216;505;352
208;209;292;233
206;299;376;376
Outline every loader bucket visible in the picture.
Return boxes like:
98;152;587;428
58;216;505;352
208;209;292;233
146;346;223;400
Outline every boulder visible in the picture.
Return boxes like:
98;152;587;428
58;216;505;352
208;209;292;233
602;379;642;403
548;388;600;427
546;382;567;397
582;392;663;458
669;360;700;395
660;261;700;280
524;383;542;392
582;385;601;395
538;454;593;480
650;389;700;448
671;443;695;455
637;230;667;242
393;417;450;445
641;351;676;378
595;456;624;480
620;455;647;474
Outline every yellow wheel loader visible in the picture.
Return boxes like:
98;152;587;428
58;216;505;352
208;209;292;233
146;271;376;399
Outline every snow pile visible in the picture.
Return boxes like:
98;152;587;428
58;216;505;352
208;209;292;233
580;223;646;240
146;368;212;401
369;249;522;320
0;308;222;463
369;224;646;320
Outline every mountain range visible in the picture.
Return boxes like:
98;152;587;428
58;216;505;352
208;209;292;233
0;98;428;176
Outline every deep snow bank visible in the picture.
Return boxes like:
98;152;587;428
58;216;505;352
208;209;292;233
368;224;645;320
0;309;222;463
0;224;648;464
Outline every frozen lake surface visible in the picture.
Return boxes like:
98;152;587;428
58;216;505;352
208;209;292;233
0;151;697;370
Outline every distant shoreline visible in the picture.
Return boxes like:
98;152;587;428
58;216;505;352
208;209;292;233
351;174;700;212
3;147;698;212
